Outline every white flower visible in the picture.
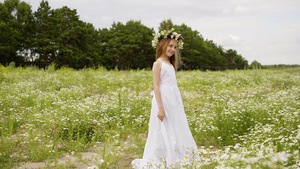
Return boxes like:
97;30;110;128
87;165;99;169
245;165;252;169
231;153;241;160
256;151;264;158
266;161;277;168
151;29;184;49
200;149;207;154
233;143;240;149
244;157;259;164
99;159;104;164
220;153;229;159
271;151;291;162
296;132;300;139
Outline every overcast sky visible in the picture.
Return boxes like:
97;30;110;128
16;0;300;64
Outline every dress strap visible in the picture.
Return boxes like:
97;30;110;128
157;58;164;65
158;58;172;66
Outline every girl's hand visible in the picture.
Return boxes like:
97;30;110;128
157;108;165;122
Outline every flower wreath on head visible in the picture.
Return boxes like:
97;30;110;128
151;28;184;49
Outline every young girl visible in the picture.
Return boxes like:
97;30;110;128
131;29;200;168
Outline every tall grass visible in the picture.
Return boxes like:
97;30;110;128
0;64;299;168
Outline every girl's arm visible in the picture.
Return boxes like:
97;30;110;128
152;61;165;121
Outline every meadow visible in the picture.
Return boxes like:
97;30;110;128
0;63;299;169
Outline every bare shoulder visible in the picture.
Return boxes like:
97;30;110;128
152;60;162;70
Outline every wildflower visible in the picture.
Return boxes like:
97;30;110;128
152;28;184;49
87;165;99;169
256;151;264;158
242;148;248;154
245;165;252;169
200;149;207;154
267;161;277;168
231;154;241;160
233;143;240;149
220;153;229;160
244;157;259;164
215;164;225;169
271;151;291;162
296;132;300;139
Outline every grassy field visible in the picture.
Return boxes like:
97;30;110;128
0;64;299;168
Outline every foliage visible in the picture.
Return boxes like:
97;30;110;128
0;0;32;66
249;60;262;69
263;64;300;69
33;1;101;68
158;19;174;32
0;0;249;70
99;20;155;70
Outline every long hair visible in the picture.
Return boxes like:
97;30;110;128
155;38;180;72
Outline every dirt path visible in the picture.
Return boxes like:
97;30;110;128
14;152;100;169
12;133;146;169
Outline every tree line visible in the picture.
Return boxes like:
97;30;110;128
0;0;248;70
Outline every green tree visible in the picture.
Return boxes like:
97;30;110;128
224;49;248;66
204;40;226;65
158;19;174;32
249;60;262;69
33;2;100;68
173;23;208;68
53;6;84;68
33;0;57;67
0;0;33;66
17;1;35;64
99;20;154;70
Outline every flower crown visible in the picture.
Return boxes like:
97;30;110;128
151;28;184;49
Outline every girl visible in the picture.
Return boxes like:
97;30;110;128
132;29;200;168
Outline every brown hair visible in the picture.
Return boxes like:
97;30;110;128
156;38;179;72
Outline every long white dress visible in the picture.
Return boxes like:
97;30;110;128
131;59;200;168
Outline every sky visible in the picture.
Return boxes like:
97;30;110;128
11;0;300;64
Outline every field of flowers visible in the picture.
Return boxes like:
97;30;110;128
0;63;299;168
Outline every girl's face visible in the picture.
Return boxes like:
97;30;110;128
165;39;177;57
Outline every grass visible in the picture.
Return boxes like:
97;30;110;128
0;64;299;168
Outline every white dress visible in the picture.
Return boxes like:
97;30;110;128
131;59;200;168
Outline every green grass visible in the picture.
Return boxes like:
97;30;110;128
0;64;299;168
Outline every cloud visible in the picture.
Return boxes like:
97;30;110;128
217;34;241;49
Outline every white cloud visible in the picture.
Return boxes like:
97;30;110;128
217;34;241;49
